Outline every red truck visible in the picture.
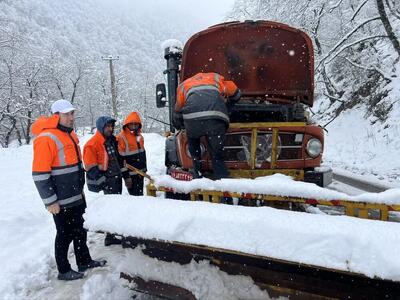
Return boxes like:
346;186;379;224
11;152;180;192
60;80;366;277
156;20;332;190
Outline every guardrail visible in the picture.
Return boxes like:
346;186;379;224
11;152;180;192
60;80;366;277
147;183;400;221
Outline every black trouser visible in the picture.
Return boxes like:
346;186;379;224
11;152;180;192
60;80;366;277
102;175;123;244
53;203;92;274
127;174;144;196
103;175;122;195
185;119;228;180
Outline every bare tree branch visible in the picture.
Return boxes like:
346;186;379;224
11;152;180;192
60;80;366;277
329;0;345;13
385;0;400;19
317;16;381;69
343;57;392;82
324;35;389;64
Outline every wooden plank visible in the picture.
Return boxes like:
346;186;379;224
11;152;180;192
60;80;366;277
122;236;400;300
120;273;196;300
381;208;389;221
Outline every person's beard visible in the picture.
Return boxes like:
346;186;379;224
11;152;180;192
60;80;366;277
104;130;113;137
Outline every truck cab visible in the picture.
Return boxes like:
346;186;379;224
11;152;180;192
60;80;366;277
156;20;332;187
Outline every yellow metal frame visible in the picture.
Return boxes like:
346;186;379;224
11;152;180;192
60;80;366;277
228;122;305;172
147;183;400;222
228;169;304;180
229;122;306;128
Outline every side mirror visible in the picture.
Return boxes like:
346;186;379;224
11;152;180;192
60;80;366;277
156;83;167;108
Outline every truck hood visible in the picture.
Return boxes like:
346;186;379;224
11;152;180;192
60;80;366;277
180;21;314;106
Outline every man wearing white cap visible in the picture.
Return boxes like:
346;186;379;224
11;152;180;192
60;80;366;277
32;99;106;281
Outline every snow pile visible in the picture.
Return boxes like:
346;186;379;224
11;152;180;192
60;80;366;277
119;248;269;300
80;273;133;300
0;145;56;298
0;143;136;299
1;132;269;299
85;195;400;282
154;173;400;205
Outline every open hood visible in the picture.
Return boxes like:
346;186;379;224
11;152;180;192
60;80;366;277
180;21;314;106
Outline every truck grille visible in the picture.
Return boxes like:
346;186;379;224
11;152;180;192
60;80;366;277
223;131;303;166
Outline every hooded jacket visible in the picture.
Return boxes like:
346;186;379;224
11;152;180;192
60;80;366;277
32;114;85;208
117;112;147;173
83;116;127;192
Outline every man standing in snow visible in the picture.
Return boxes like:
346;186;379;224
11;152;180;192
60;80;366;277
174;72;241;179
32;99;106;281
83;116;128;245
117;111;147;196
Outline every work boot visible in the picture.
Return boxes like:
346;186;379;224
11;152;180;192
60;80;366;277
104;233;122;246
191;160;203;179
57;269;84;281
78;259;107;272
190;169;202;179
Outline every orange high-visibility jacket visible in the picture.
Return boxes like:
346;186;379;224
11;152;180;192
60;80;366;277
175;72;239;112
83;130;127;192
83;131;109;172
32;114;85;208
117;112;147;173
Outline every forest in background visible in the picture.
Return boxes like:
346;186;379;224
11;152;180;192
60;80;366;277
1;0;399;148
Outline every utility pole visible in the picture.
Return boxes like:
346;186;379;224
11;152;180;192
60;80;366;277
102;55;119;120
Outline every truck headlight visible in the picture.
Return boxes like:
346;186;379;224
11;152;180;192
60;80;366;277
306;138;322;158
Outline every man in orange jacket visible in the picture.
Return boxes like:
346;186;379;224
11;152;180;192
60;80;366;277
32;99;106;281
175;72;241;179
117;112;147;196
83;116;128;195
83;116;128;246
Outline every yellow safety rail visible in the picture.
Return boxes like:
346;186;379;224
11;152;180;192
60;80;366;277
147;183;400;222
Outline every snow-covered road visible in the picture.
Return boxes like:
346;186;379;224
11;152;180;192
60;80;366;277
0;139;134;299
1;132;399;299
0;133;271;300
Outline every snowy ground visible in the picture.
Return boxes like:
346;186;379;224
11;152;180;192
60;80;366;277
314;56;400;186
0;133;270;300
1;129;399;299
319;103;400;186
86;195;400;282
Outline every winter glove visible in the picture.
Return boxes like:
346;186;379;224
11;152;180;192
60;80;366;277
124;177;133;189
47;202;60;215
227;89;241;105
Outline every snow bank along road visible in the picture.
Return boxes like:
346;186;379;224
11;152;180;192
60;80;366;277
1;132;399;299
0;133;268;300
85;194;400;282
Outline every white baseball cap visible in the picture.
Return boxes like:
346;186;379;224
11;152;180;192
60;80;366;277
51;99;76;114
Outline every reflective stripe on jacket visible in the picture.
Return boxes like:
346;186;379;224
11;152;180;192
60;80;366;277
175;72;239;124
83;131;109;192
32;114;85;208
117;112;147;173
83;131;127;192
